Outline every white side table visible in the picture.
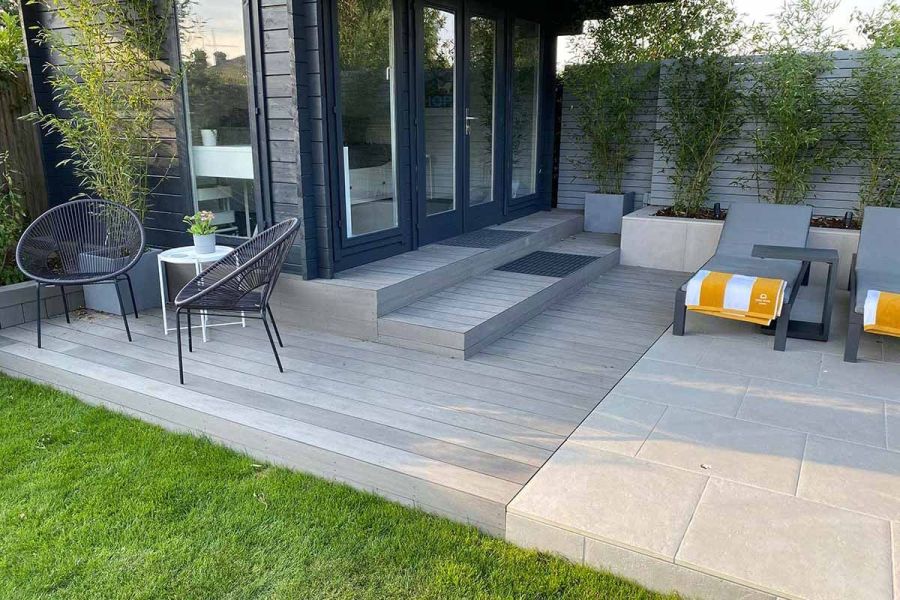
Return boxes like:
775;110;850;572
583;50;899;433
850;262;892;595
157;245;246;342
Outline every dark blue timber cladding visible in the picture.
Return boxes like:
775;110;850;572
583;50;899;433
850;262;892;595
287;0;329;278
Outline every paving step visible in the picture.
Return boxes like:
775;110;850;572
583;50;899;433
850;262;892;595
376;233;620;358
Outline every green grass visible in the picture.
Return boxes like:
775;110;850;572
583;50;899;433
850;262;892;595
0;373;678;600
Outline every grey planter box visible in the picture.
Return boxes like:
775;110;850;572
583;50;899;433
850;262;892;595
82;248;162;315
0;280;85;328
584;192;636;234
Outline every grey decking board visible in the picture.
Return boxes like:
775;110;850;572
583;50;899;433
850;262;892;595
20;323;549;479
108;313;583;435
0;264;682;539
0;341;522;505
0;350;507;535
275;323;603;403
54;315;571;446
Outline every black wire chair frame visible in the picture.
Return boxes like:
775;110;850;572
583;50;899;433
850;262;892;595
15;199;145;348
173;218;300;384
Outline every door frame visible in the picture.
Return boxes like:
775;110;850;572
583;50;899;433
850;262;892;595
461;0;506;232
321;0;414;271
412;0;466;246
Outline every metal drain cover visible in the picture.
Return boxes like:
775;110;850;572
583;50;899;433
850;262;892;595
496;251;600;278
436;229;529;248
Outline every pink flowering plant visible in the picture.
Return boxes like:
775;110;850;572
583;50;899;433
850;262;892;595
183;211;217;235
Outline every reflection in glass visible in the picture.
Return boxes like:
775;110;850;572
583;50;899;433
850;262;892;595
338;0;398;238
511;20;540;199
467;16;495;207
423;8;456;217
180;0;257;237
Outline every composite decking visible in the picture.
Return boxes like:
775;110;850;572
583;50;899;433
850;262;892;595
0;265;685;536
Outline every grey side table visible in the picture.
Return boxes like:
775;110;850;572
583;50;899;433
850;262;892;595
752;244;840;342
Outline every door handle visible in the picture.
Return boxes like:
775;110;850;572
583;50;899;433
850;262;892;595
465;108;477;135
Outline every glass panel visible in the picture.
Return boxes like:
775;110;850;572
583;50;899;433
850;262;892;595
511;19;540;199
337;0;398;238
467;16;495;207
180;0;257;237
423;7;456;217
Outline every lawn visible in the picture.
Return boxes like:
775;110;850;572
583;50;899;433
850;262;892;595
0;373;677;600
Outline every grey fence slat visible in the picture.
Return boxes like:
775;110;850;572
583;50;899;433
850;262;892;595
559;49;900;213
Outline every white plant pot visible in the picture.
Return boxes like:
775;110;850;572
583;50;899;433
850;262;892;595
193;233;217;255
200;129;218;146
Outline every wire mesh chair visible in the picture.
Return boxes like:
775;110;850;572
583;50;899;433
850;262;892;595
16;199;145;348
173;218;300;384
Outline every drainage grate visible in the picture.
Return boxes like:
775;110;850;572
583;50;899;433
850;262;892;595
436;229;530;249
496;251;600;278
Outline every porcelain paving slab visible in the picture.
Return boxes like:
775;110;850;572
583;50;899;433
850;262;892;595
637;408;806;494
566;394;665;457
738;378;887;448
676;479;893;600
818;352;900;401
893;522;900;600
612;359;750;416
797;435;900;521
508;443;708;559
696;338;824;386
887;402;900;451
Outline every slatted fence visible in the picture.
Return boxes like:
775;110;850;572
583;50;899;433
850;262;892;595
557;50;899;215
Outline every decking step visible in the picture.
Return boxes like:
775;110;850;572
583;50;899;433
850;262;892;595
376;233;621;358
271;210;585;339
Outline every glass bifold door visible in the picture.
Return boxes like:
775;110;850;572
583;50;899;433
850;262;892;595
416;1;503;244
330;0;538;266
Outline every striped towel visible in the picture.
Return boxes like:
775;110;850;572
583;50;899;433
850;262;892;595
864;290;900;337
686;270;787;326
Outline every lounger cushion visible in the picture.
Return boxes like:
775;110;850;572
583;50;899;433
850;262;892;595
853;269;900;314
716;204;813;258
680;204;811;296
682;255;803;299
856;207;900;276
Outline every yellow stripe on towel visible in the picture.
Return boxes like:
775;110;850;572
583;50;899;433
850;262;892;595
685;270;786;326
864;290;900;337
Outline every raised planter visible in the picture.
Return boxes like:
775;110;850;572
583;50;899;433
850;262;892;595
621;205;859;289
82;248;162;315
0;280;85;328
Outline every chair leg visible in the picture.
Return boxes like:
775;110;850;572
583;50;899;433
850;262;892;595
266;304;284;347
774;301;792;351
35;283;42;348
673;288;687;336
123;274;139;319
262;313;284;373
187;309;193;353
844;313;863;363
176;308;184;385
114;280;132;342
59;285;71;324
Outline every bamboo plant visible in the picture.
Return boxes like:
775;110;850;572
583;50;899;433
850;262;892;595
28;0;181;223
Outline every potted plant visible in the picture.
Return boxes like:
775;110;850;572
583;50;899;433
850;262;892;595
564;62;648;233
183;211;218;254
27;0;179;315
